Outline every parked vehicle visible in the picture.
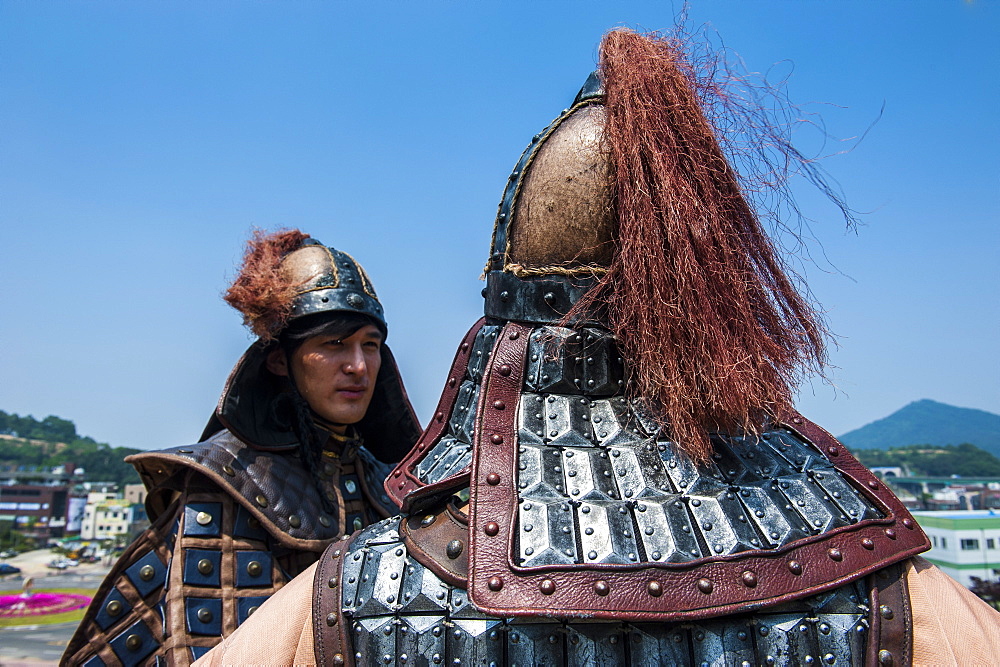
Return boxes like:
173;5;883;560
0;563;22;576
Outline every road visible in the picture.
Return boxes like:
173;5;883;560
0;550;113;666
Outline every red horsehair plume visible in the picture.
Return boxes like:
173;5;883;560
224;228;310;341
576;29;829;463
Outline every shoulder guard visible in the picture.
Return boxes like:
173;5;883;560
128;430;341;551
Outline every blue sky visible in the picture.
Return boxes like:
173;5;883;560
1;1;997;451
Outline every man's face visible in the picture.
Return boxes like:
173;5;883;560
269;324;383;430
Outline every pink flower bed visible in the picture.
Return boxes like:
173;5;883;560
0;592;91;618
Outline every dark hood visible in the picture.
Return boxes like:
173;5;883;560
200;340;421;464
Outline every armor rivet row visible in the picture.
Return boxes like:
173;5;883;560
197;559;213;575
246;561;262;577
197;607;213;622
880;604;894;620
255;494;268;508
539;579;556;595
594;580;610;596
222;465;235;476
326;612;338;626
490;434;504;445
448;377;457;387
868;479;879;489
196;511;213;526
902;518;914;529
498;364;512;376
741;571;757;587
435;411;444;422
289;515;302;529
460;342;469;352
125;634;142;651
885;528;897;539
493;400;506;410
697;578;714;594
509;330;519;340
319;515;331;527
136;564;155;581
488;576;504;591
106;600;122;616
328;576;338;588
486;473;501;486
878;649;894;665
788;560;803;575
827;447;840;456
332;549;341;558
485;522;500;536
647;580;663;597
823;654;836;665
828;548;843;561
861;537;875;550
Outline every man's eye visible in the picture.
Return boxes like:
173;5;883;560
364;341;381;350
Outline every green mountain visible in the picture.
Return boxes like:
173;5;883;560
839;399;1000;458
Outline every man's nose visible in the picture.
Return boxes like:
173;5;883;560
343;345;366;374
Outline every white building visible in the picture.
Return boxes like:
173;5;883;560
912;510;1000;587
80;497;145;540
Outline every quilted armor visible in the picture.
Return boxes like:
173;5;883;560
62;429;398;667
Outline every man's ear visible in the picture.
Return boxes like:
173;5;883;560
265;347;289;377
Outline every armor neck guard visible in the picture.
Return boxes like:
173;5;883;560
388;320;929;620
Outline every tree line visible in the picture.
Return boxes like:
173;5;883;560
0;409;141;487
853;443;1000;477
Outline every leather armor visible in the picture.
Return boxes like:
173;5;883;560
62;428;400;667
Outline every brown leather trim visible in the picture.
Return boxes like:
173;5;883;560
467;321;930;620
866;562;913;667
313;536;354;667
400;499;470;588
386;318;485;510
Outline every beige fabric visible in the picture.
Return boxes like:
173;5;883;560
194;560;318;667
197;556;1000;666
908;556;1000;666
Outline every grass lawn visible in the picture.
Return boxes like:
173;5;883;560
0;587;94;628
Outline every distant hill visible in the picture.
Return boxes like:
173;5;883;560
839;399;1000;458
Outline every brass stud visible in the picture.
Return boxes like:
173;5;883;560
332;654;345;666
647;581;663;597
593;580;610;596
197;559;214;575
222;465;235;476
878;649;894;665
319;515;331;527
486;473;501;486
246;561;263;577
880;605;894;620
490;434;504;445
255;494;268;508
460;342;469;352
868;480;879;489
328;576;338;588
828;548;843;562
125;634;142;651
827;447;840;456
539;579;556;595
788;560;803;575
741;571;757;588
197;607;213;623
885;528;897;540
326;612;339;626
353;517;363;531
488;576;504;591
139;564;156;581
106;600;123;617
902;518;914;529
436;412;444;422
446;540;463;560
509;331;519;340
498;364;512;377
247;605;259;616
492;400;506;410
196;511;212;526
861;537;875;550
448;377;457;388
289;515;302;529
484;522;500;536
697;578;714;594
